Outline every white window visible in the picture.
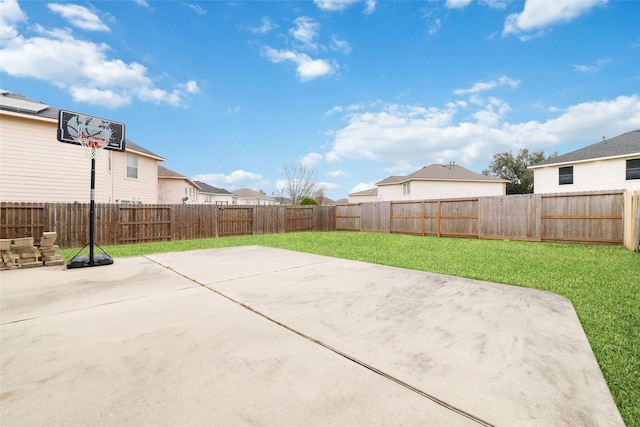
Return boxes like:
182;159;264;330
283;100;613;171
402;182;411;195
126;155;138;179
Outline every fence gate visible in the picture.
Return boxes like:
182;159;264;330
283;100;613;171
286;207;314;232
218;207;253;237
119;206;172;243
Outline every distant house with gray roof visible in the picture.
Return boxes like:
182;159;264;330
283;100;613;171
158;165;201;204
348;188;378;203
371;163;507;202
529;130;640;194
193;180;235;205
233;188;279;205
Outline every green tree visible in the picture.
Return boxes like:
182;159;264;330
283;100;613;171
299;197;318;205
483;148;557;194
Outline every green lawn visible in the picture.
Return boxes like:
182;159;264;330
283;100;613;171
60;232;640;426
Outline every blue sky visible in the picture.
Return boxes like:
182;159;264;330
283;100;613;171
1;0;639;200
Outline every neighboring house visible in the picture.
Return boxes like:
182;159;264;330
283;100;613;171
233;188;279;205
193;180;235;205
348;188;378;204
375;163;508;202
157;165;200;204
529;130;640;194
0;90;165;204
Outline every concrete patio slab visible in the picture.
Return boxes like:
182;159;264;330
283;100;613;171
1;246;623;426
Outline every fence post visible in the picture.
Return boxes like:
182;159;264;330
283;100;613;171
634;191;640;252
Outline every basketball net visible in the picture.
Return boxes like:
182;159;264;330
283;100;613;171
77;134;109;159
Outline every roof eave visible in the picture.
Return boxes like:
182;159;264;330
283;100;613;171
528;152;640;170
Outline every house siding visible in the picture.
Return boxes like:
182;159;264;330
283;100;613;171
0;113;111;202
533;157;640;194
113;152;159;203
378;180;505;201
198;193;235;205
1;112;161;203
348;194;378;203
158;179;199;204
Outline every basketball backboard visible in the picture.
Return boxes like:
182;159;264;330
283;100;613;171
57;110;126;152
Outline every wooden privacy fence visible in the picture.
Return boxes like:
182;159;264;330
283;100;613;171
2;191;638;251
337;191;638;248
0;203;335;249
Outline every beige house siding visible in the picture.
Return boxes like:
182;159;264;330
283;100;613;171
0;113;106;202
198;193;235;205
378;180;505;202
158;178;199;204
113;152;159;204
532;157;640;194
1;110;161;203
348;193;378;203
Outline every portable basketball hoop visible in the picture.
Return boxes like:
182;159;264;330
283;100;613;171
57;111;126;269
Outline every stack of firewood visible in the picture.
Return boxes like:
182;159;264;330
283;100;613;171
11;237;42;269
0;239;17;270
39;232;64;266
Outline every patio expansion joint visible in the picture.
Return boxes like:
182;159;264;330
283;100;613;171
0;285;197;326
147;256;496;427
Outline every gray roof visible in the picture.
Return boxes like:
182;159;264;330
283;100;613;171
193;181;232;195
531;130;640;168
377;164;508;185
158;165;200;188
0;89;164;160
349;188;378;196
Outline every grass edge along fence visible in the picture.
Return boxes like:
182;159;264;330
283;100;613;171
1;190;639;251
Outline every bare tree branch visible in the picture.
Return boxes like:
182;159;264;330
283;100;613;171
280;161;320;205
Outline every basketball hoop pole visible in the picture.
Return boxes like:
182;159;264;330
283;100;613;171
89;155;97;264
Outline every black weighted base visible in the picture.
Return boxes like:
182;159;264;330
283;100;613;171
67;253;114;269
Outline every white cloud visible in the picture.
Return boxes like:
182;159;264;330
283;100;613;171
453;76;520;96
327;95;640;170
263;46;336;81
503;0;607;37
47;3;110;32
445;0;472;9
363;0;376;14
327;170;348;177
0;0;26;40
191;170;267;191
0;5;199;108
250;17;276;34
331;35;351;54
186;4;206;15
134;0;149;7
290;16;320;50
350;182;377;193
314;0;371;13
571;58;610;73
300;152;323;168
